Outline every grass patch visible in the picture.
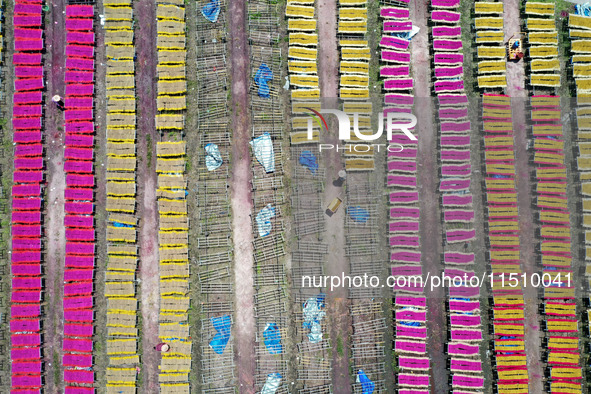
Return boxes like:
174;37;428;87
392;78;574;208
146;133;152;168
337;335;343;356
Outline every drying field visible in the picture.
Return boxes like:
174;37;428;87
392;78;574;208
1;0;591;393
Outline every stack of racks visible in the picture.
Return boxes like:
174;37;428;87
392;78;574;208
287;0;319;100
529;95;582;393
339;0;372;171
569;15;591;355
474;1;506;88
10;0;45;392
61;5;97;393
379;0;427;391
429;0;486;391
289;147;331;392
429;0;464;95
195;0;236;389
156;142;191;393
430;1;487;391
250;1;289;389
481;94;529;393
569;13;591;96
102;0;140;391
155;0;191;392
337;0;367;34
284;0;331;387
524;2;560;88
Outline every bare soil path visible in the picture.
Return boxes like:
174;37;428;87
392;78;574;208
227;0;256;391
317;0;351;390
409;1;447;391
503;0;544;391
43;0;67;391
135;0;160;391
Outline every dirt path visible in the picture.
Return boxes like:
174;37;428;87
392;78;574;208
317;0;338;98
135;0;160;391
227;0;256;391
503;0;544;391
504;0;526;97
316;0;352;389
409;1;447;391
43;0;67;390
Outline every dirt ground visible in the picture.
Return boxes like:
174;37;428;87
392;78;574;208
43;0;67;391
317;0;353;389
409;1;448;391
227;0;256;391
135;0;160;391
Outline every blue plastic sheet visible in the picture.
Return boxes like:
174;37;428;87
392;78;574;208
400;321;420;327
112;222;132;228
357;370;375;394
263;323;283;354
347;206;369;223
255;63;273;98
209;315;231;354
577;3;591;16
201;0;220;22
299;150;318;174
205;143;223;171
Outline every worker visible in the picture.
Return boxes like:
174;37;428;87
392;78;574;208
52;95;65;111
512;40;520;50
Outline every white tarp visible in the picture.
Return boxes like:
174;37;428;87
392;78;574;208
250;132;275;173
260;373;282;394
256;204;275;237
205;143;223;171
303;296;326;343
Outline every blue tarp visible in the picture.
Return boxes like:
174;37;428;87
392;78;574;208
347;206;369;223
201;0;220;22
400;321;420;327
209;315;231;354
263;323;283;354
112;222;133;228
299;150;318;174
250;133;275;173
255;63;273;98
357;370;375;394
256;204;276;237
205;143;223;171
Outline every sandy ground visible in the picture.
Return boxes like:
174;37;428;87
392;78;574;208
504;0;544;391
409;1;447;391
135;0;160;391
317;0;352;390
43;0;67;391
227;0;256;391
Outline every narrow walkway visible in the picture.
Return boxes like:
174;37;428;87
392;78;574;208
317;0;351;390
409;1;447;391
504;0;544;391
43;0;67;390
228;0;256;391
135;0;160;390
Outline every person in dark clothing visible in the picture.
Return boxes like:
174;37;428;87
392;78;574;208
52;94;65;111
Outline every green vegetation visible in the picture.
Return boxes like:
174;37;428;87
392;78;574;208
337;335;344;356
